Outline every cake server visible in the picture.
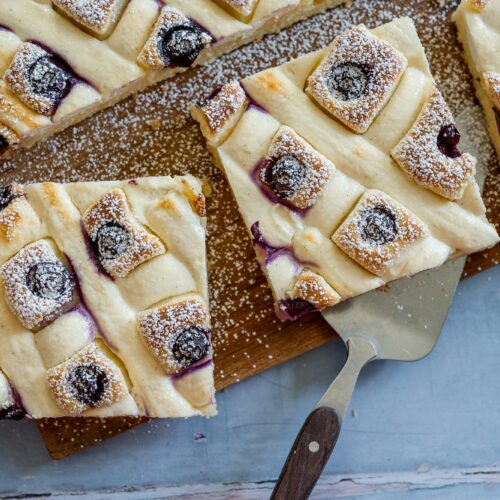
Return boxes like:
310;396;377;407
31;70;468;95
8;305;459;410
271;257;465;499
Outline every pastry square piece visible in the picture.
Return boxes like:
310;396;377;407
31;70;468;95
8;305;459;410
0;176;215;419
53;0;130;39
192;18;499;321
306;26;408;133
0;0;349;159
454;0;500;161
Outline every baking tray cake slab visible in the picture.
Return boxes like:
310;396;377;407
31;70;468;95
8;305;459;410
0;0;498;459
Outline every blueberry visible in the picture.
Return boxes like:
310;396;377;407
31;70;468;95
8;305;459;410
26;260;74;301
0;185;15;212
94;222;131;260
0;403;26;420
172;327;209;367
494;108;500;134
0;134;9;157
327;62;370;101
69;364;108;407
437;124;461;159
265;155;307;198
359;205;398;245
159;25;204;67
279;298;316;320
27;56;71;104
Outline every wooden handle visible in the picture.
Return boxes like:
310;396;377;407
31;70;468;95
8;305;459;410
271;407;341;500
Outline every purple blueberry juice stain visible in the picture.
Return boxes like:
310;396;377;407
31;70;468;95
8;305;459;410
250;222;314;270
66;255;118;352
495;107;500;135
172;359;213;380
278;298;317;321
437;124;462;159
128;179;138;186
80;222;113;279
1;384;27;420
68;305;96;341
0;24;13;33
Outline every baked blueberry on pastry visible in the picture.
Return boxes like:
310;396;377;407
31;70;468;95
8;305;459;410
0;177;215;418
193;17;499;321
138;7;213;69
391;87;476;200
82;188;165;278
258;126;334;210
1;240;75;330
0;126;19;157
0;0;350;159
306;25;408;133
5;43;73;116
454;0;500;161
139;295;211;374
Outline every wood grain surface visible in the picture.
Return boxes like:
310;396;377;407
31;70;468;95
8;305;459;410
0;0;497;460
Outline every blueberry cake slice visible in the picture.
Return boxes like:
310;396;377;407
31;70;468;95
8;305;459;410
192;18;499;321
0;0;349;160
454;0;500;161
0;176;215;419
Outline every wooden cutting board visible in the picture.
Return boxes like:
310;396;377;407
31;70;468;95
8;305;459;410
0;0;497;460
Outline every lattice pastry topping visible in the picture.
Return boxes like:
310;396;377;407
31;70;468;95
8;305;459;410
138;7;213;70
257;126;334;210
454;0;500;161
52;0;130;39
47;342;128;415
5;42;73;116
392;87;476;200
0;177;214;419
1;240;76;330
193;17;499;321
306;25;408;133
138;295;211;375
333;190;427;275
0;0;350;159
82;188;165;278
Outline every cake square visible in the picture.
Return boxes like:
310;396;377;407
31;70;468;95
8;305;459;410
0;176;215;419
454;0;500;162
192;18;499;321
0;0;348;160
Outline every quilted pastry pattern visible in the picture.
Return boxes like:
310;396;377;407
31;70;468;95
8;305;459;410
0;177;214;419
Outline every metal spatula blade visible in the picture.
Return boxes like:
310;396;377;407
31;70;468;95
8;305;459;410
270;258;466;500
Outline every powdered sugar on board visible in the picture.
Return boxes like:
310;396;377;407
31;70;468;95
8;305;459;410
0;0;497;428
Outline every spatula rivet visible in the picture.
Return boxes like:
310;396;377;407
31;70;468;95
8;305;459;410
309;441;320;453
